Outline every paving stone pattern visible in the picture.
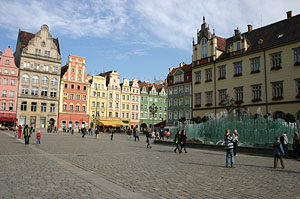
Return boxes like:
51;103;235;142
0;130;300;199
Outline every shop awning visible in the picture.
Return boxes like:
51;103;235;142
0;113;17;122
97;120;129;127
154;120;166;128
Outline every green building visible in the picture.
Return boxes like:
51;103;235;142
139;81;167;132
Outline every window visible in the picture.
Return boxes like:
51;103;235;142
35;49;41;55
32;75;39;83
76;95;80;100
21;101;27;111
122;95;125;100
179;98;183;106
82;106;86;112
272;82;283;99
185;97;190;105
21;86;29;94
219;89;227;104
195;93;201;106
83;86;86;91
78;76;81;81
2;90;7;97
83;95;86;101
50;104;55;112
71;76;74;80
179;86;183;94
1;103;6;111
3;78;8;85
9;91;14;98
132;113;134;120
116;94;119;99
64;84;68;89
5;60;10;65
102;92;105;98
127;104;129;110
234;87;243;101
205;69;212;81
44;65;49;71
97;92;100;97
34;63;40;70
11;70;15;75
109;102;112;108
93;91;96;97
195;71;201;84
70;94;74;100
101;102;104;108
252;85;262;101
109;93;112;98
92;101;95;108
271;53;281;68
31;102;37;112
76;105;80;111
132;105;134;110
127;95;129;100
50;89;57;97
22;74;29;82
9;103;13;111
44;50;50;57
295;49;300;63
41;103;46;112
202;38;207;58
136;96;139;101
136;105;138;110
297;80;300;95
63;104;67;110
174;87;178;95
71;84;74;89
115;112;118;117
51;78;58;86
53;66;58;73
63;93;68;99
251;57;260;73
236;41;240;51
218;65;226;79
116;103;119;108
69;105;74;111
185;86;190;93
71;68;75;72
11;79;15;86
23;62;30;68
78;69;81;74
169;99;172;107
136;114;138;120
4;69;8;74
169;112;172;120
206;91;213;105
31;87;38;95
234;62;242;75
97;102;100;108
42;76;48;84
77;85;80;90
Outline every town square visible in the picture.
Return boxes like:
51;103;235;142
0;0;300;198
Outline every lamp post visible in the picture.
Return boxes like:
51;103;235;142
149;103;158;133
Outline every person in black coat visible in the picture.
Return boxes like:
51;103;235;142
180;129;187;153
174;130;182;153
146;128;152;148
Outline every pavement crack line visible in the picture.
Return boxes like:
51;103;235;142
2;132;148;199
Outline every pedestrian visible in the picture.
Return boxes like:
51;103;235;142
127;128;131;139
110;128;114;141
224;129;235;168
273;136;285;169
18;125;22;139
135;127;139;141
95;128;99;139
146;128;152;148
36;130;41;144
23;125;31;145
82;128;86;138
292;132;300;161
14;130;18;139
133;127;137;140
180;129;187;153
54;126;57;133
174;130;182;153
280;132;289;158
30;126;34;135
232;129;239;156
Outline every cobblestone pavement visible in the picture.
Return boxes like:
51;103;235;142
1;130;300;199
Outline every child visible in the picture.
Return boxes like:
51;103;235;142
273;136;285;169
36;130;41;144
14;131;17;139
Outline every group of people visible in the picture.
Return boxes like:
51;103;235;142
15;124;41;145
173;129;188;153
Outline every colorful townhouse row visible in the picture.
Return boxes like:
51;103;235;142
166;11;300;125
0;24;167;130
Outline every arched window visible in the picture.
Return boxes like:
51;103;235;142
51;77;58;86
22;74;30;82
42;76;48;84
32;75;39;84
202;38;207;58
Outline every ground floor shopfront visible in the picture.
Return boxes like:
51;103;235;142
0;112;17;127
58;113;89;131
17;113;57;128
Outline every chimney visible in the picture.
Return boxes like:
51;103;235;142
286;11;292;19
247;24;253;32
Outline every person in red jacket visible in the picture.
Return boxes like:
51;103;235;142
36;131;41;144
18;125;22;139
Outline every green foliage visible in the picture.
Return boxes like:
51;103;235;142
202;116;209;123
283;113;296;123
178;117;186;123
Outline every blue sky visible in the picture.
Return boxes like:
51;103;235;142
0;0;299;82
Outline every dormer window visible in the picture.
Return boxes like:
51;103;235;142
236;41;240;51
202;38;207;58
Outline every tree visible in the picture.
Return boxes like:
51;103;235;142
202;116;209;123
178;117;186;123
283;113;296;123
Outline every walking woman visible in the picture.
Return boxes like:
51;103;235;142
18;125;22;139
293;132;300;160
23;125;31;145
180;129;187;153
174;130;182;153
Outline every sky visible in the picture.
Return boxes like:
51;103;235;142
0;0;299;83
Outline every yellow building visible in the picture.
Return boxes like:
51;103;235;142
121;78;131;121
192;12;300;120
87;75;107;128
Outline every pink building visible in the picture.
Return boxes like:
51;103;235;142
0;47;19;127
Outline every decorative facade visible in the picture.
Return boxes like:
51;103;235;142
167;62;192;125
120;78;131;122
14;24;61;128
87;75;107;128
139;82;167;131
58;55;89;130
192;12;300;120
130;78;140;128
0;47;19;126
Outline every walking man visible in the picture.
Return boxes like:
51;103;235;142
174;130;182;153
180;129;187;153
23;125;31;145
273;136;285;169
146;128;152;148
224;129;235;168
